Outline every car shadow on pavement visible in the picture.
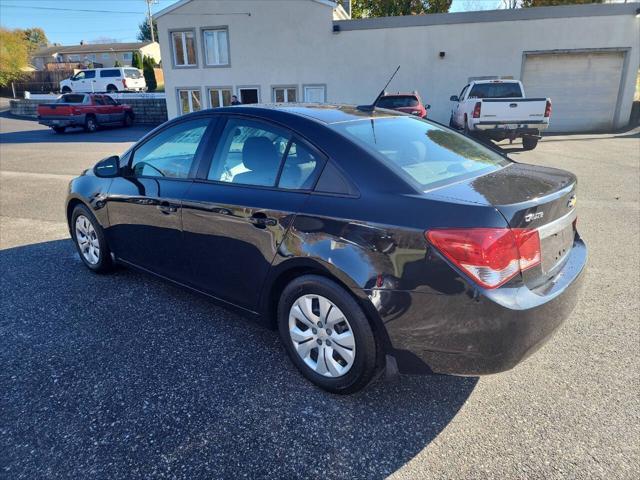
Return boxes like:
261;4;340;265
1;239;477;479
0;111;153;144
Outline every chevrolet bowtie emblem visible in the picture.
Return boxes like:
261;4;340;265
567;195;577;208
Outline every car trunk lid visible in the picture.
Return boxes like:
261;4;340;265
426;163;578;288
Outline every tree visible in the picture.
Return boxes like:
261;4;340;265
521;0;602;6
137;18;158;42
0;28;29;87
350;0;451;18
114;60;122;67
132;51;143;69
20;28;48;54
143;55;157;91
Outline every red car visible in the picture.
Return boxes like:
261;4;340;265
37;93;134;133
375;91;430;118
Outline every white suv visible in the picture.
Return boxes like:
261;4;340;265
60;67;147;94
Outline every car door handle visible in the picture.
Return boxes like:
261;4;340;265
158;202;178;214
249;215;277;228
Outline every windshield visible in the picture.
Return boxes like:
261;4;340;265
125;68;142;79
58;94;86;104
468;82;523;99
377;96;419;108
332;116;509;190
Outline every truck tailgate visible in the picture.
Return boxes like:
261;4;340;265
37;104;76;116
480;98;547;123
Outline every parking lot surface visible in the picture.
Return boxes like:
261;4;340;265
1;112;638;479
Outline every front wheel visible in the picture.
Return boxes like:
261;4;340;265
61;86;71;93
52;126;65;134
71;204;112;273
278;275;379;394
522;137;539;151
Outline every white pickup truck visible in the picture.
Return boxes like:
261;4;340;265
449;80;551;150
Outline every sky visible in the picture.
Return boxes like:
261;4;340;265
0;0;504;45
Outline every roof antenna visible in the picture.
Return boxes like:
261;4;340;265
357;65;400;112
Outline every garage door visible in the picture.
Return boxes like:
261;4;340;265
522;51;624;132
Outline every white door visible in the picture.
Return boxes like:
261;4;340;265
303;85;326;103
522;51;624;132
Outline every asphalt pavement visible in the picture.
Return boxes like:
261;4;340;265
1;112;638;479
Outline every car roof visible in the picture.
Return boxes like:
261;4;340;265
208;104;402;125
379;93;419;97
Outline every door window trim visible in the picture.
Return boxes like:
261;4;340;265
125;115;216;181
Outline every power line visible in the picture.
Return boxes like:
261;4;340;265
0;4;142;14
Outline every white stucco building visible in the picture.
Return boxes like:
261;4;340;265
156;0;639;132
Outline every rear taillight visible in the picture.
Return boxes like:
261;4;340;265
544;100;552;118
122;78;128;88
472;101;482;119
426;228;541;289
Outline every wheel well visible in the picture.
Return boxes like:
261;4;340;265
265;265;391;357
107;84;117;91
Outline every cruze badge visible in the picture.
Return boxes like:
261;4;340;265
524;212;544;222
567;195;577;208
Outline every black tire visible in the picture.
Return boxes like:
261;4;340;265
52;126;66;134
277;275;379;394
70;204;113;273
61;86;71;93
122;112;134;127
463;115;471;136
106;85;118;93
84;115;98;133
449;115;456;128
522;137;539;151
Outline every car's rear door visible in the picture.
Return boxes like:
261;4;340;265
103;94;123;123
92;95;111;123
181;115;325;311
105;115;216;281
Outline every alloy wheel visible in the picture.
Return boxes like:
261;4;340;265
75;215;100;265
288;294;356;378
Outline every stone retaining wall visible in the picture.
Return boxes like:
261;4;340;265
9;98;168;125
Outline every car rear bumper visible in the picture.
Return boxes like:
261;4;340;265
370;238;587;376
473;121;549;138
38;114;86;127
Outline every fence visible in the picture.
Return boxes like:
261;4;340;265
0;70;75;98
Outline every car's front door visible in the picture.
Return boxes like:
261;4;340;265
105;116;214;281
454;84;469;127
92;95;111;123
181;116;324;311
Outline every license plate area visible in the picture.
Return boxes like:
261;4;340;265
538;210;577;274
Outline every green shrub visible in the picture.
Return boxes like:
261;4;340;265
142;56;157;92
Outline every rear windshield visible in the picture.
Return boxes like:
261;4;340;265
125;68;142;79
58;94;86;104
332;116;509;190
468;82;523;99
377;96;419;108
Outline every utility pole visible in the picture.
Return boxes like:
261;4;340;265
145;0;156;43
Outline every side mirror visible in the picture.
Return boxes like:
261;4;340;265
94;155;120;178
426;104;431;110
449;95;459;102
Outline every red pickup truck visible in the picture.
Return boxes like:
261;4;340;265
37;93;134;133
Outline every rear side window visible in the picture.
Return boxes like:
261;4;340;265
377;96;419;108
100;69;121;78
125;68;142;79
278;141;321;190
333;116;509;191
468;82;523;99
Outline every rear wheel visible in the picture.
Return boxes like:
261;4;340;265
70;204;112;273
84;115;98;133
522;137;539;151
52;126;65;134
278;275;379;394
106;85;118;93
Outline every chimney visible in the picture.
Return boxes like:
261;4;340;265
80;40;84;46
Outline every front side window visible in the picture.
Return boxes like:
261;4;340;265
333;116;509;191
104;96;117;105
208;119;290;187
208;88;232;108
203;28;229;66
94;96;105;105
83;70;96;79
72;71;86;80
178;89;202;115
273;87;297;103
130;118;210;178
172;30;197;66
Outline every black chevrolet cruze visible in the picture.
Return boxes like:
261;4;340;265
66;105;586;393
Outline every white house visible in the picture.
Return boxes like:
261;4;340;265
155;0;639;132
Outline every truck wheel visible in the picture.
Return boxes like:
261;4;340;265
463;115;471;136
52;126;66;134
449;115;456;128
522;137;539;151
61;87;71;93
122;112;134;127
107;85;118;93
84;116;98;133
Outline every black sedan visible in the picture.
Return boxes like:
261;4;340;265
66;105;586;394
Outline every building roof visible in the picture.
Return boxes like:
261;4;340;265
334;2;639;31
155;0;337;19
33;42;155;57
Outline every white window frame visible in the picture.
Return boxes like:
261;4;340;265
303;84;327;103
177;88;202;115
202;27;230;67
272;86;298;103
207;87;233;108
171;30;197;68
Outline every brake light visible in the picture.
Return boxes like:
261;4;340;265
472;101;482;118
122;78;127;88
426;228;541;289
544;100;552;118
